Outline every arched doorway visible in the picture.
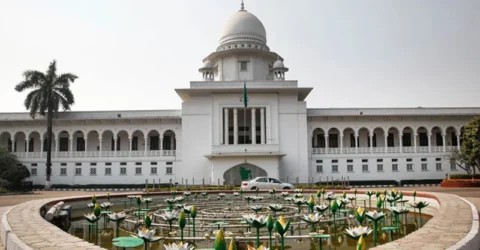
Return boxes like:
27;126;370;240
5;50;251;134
223;163;267;185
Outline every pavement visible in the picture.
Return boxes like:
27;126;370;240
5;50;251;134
1;187;480;249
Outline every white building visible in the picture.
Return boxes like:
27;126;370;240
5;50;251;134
1;4;479;187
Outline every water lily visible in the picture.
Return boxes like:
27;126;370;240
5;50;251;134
330;199;339;232
233;192;240;196
250;205;263;214
214;229;226;250
365;211;385;246
191;206;197;238
183;191;191;200
376;196;383;210
268;203;284;213
283;197;293;203
245;196;254;204
354;207;366;225
294;193;304;198
243;214;266;248
84;213;99;223
171;190;177;198
411;201;429;227
100;201;113;210
108;212;126;221
389;206;409;228
294;188;302;193
159;210;179;231
314;204;329;214
164;242;193;250
301;213;322;232
252;196;263;202
339;198;350;208
307;194;315;213
281;191;289;197
293;198;306;213
218;193;226;197
324;192;335;201
274;216;290;250
165;198;176;210
137;227;158;241
345;226;373;239
178;211;186;241
175;196;185;203
266;213;274;247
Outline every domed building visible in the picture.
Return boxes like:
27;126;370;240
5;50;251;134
0;2;479;188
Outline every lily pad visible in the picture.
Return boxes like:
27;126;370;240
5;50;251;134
112;237;143;248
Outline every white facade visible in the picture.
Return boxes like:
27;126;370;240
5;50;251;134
1;4;479;187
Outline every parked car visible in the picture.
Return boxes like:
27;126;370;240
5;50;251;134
241;177;295;190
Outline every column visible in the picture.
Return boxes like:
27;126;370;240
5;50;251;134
160;136;164;152
354;134;358;154
384;135;388;153
413;133;417;153
144;137;148;156
114;137;117;157
224;108;229;145
369;135;373;153
456;133;461;151
85;137;88;153
98;137;102;156
325;135;329;153
69;137;73;156
233;108;238;145
128;137;132;155
251;108;256;145
12;139;16;152
398;133;403;153
26;138;30;157
260;108;265;144
428;133;432;153
40;138;44;154
442;133;446;153
55;138;59;157
313;133;318;148
340;135;344;154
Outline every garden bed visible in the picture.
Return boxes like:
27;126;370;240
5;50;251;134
441;179;480;187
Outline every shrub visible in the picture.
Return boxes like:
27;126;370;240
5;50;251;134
449;174;480;179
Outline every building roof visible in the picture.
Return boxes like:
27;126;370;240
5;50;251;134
307;107;480;117
0;110;182;122
220;9;267;46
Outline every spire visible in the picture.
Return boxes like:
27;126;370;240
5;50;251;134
240;0;245;11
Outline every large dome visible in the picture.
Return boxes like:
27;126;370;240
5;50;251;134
219;10;267;46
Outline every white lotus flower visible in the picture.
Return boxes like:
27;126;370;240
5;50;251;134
325;192;335;200
233;192;240;196
294;189;302;193
250;205;263;212
345;226;373;238
164;242;193;250
284;197;293;202
137;227;156;240
159;210;179;222
218;193;226;197
340;198;350;205
243;213;267;227
84;213;98;223
183;191;191;196
314;204;329;213
100;201;113;208
389;206;410;214
165;198;176;204
107;212;126;221
252;196;264;201
87;203;95;208
281;192;289;197
301;213;323;223
143;198;153;203
365;211;385;221
294;193;304;198
268;204;284;211
175;196;185;202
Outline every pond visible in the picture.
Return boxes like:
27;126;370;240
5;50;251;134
65;191;431;250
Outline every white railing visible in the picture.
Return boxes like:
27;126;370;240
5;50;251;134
372;147;385;153
357;147;370;154
343;148;356;154
446;146;457;152
312;148;325;154
431;146;443;153
327;148;342;154
403;147;415;153
387;147;400;153
12;150;176;158
418;146;429;153
163;150;176;156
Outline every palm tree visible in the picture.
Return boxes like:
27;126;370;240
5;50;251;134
15;60;78;189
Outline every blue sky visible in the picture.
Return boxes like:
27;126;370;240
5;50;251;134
0;0;479;112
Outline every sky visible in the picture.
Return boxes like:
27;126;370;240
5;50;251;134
0;0;479;112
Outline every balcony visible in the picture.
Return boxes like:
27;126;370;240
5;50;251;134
312;145;457;155
12;150;176;158
210;144;281;157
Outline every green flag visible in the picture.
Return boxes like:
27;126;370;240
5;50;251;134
243;81;248;108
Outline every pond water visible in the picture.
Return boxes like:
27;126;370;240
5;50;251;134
66;193;431;250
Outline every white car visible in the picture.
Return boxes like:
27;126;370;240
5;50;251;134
241;177;295;191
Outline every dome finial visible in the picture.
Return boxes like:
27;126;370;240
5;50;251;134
240;0;245;11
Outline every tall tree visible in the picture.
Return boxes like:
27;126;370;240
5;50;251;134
14;60;78;189
462;116;480;173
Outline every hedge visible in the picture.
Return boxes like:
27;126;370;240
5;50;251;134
449;174;480;179
399;179;442;186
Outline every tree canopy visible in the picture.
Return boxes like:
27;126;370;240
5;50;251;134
449;116;480;176
0;148;30;189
